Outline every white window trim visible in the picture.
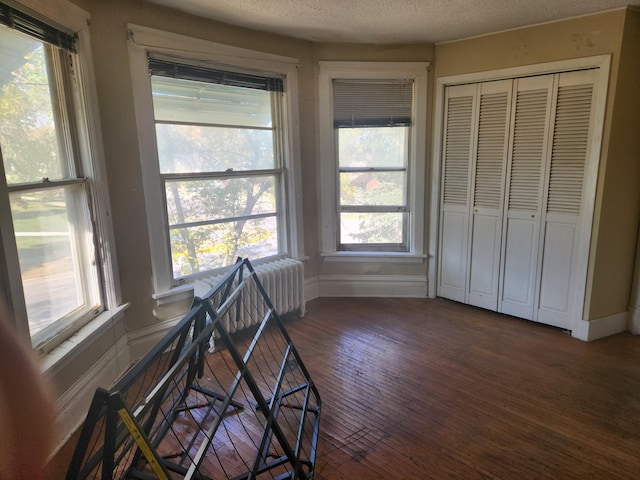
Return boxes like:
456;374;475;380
0;0;122;351
127;25;304;298
318;61;429;260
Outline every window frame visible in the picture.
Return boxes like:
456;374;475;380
127;25;304;297
151;65;285;278
0;0;121;353
318;61;429;260
337;121;411;252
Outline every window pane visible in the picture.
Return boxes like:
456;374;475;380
340;212;404;244
338;127;408;168
156;124;275;173
170;217;278;276
340;171;405;206
165;176;276;225
9;188;86;336
151;76;273;128
0;26;66;184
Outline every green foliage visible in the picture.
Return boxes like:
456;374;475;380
0;36;73;275
338;127;408;246
0;43;62;184
157;123;278;276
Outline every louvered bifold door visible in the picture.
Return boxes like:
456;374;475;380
499;75;554;320
467;80;512;310
535;70;597;328
438;84;477;302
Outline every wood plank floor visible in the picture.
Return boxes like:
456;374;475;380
285;297;640;480
49;296;640;479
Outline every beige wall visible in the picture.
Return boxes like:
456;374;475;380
434;10;626;77
434;9;640;321
587;8;640;319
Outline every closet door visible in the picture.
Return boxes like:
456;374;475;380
499;75;554;320
536;70;597;328
438;84;477;302
467;80;512;310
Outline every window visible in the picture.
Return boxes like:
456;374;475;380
334;80;413;250
0;2;112;350
127;26;303;295
149;57;286;279
319;62;428;258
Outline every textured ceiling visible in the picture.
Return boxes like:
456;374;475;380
146;0;639;44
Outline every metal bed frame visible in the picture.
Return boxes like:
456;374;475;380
66;258;321;480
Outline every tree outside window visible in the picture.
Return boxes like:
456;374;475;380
149;60;285;281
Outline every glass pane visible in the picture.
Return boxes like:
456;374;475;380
156;123;275;173
170;216;278;277
338;127;408;168
151;76;273;128
340;212;405;244
340;171;405;206
165;176;276;225
10;188;85;336
0;26;65;184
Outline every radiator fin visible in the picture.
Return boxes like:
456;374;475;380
194;258;305;333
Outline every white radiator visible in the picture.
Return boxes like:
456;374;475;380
193;258;305;333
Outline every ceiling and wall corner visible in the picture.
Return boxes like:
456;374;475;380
146;0;640;44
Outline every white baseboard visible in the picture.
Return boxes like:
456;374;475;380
51;334;129;456
318;274;428;297
571;311;628;341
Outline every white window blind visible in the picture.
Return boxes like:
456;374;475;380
333;80;413;128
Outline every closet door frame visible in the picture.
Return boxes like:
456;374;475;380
429;55;610;335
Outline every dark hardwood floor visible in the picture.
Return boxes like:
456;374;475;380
50;297;640;479
287;297;640;479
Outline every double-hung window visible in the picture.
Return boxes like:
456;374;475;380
334;79;413;250
148;56;289;283
128;27;302;297
319;62;428;257
0;2;108;350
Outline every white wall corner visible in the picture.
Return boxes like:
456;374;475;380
51;334;129;456
318;274;428;298
304;275;320;303
571;311;629;341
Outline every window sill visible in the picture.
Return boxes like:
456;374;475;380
152;283;195;306
321;251;428;264
40;303;130;374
